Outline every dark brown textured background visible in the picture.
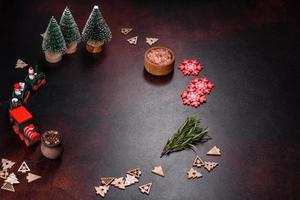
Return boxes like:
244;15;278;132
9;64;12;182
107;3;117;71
0;0;299;199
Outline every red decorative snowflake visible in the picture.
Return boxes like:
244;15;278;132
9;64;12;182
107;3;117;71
181;77;214;108
178;60;203;76
181;90;207;108
188;77;214;95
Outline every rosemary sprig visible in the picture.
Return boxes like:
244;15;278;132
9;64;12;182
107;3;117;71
160;117;211;157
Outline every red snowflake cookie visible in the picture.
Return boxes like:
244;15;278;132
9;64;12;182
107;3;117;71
178;59;203;76
188;77;214;95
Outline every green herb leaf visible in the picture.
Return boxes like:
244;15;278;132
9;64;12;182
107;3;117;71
160;117;211;157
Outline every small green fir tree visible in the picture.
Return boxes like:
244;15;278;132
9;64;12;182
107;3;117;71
42;17;66;53
59;6;80;46
81;5;112;43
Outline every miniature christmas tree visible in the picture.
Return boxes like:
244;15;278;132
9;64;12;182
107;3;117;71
59;6;80;54
42;16;66;63
82;5;112;53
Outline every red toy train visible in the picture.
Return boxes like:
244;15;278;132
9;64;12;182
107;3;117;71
8;65;46;146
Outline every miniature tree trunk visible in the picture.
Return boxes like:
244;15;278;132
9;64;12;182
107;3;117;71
82;5;112;53
59;6;81;54
42;17;66;63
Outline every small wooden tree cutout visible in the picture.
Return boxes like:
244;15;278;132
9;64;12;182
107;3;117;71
192;156;205;168
121;28;133;35
146;37;159;46
151;166;165;177
101;177;115;186
4;173;20;184
26;173;42;183
139;183;152;195
95;185;109;198
127;36;138;45
111;177;125;190
16;59;28;69
127;168;142;179
18;161;30;173
124;174;139;187
187;168;203;179
2;159;15;170
204;161;218;172
0;169;9;179
1;182;15;192
207;146;221;156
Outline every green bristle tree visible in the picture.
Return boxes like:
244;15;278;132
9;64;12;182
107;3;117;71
81;5;112;43
59;6;80;46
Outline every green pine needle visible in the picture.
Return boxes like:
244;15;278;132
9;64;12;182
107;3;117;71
160;117;211;157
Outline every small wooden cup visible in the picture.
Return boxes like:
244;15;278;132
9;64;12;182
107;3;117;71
86;40;105;53
41;130;63;159
144;46;175;76
44;51;63;63
65;41;78;54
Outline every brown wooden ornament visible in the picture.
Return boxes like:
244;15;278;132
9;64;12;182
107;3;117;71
1;182;15;192
101;177;115;186
16;59;28;69
192;156;205;168
187;168;202;179
139;183;152;195
144;46;175;76
111;177;125;190
0;169;8;179
26;173;42;183
124;174;139;187
95;185;109;198
121;28;133;35
146;37;159;46
204;161;218;172
207;146;221;156
17;161;30;173
151;166;165;177
127;36;138;45
127;168;142;179
86;40;105;53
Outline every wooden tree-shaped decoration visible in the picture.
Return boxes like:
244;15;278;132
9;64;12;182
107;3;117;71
42;16;66;63
59;6;80;54
82;5;112;53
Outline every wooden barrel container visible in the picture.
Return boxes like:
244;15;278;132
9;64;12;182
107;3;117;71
144;46;175;76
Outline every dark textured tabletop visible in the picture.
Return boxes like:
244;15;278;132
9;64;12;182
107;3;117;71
0;0;299;199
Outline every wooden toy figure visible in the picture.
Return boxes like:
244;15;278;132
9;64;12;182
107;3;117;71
25;65;46;91
12;82;31;105
9;106;41;146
